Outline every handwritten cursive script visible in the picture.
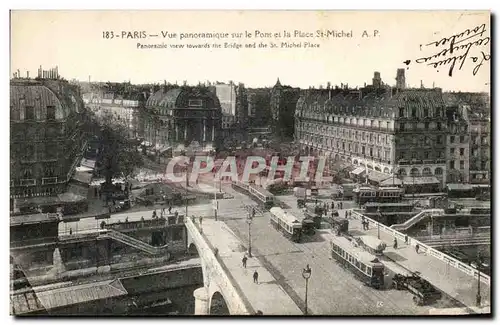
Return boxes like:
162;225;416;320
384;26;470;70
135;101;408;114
413;23;490;77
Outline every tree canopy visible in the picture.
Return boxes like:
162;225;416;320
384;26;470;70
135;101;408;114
84;109;144;185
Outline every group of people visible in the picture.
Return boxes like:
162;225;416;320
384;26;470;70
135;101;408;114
241;255;260;284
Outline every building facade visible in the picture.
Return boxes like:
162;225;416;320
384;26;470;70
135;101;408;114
10;70;87;209
295;71;450;190
270;79;301;139
141;86;222;155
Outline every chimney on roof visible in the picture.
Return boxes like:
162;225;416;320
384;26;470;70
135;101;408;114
327;82;331;90
27;71;29;79
420;80;424;88
395;69;406;90
373;72;382;88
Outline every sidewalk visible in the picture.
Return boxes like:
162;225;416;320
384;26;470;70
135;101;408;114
346;213;491;309
200;219;302;315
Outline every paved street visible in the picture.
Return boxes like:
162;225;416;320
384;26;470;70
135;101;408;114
215;191;441;315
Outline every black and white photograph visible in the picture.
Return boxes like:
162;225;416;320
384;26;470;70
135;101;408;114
8;9;491;316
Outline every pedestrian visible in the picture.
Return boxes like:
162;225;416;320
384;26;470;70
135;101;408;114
393;238;398;249
69;228;73;235
315;199;318;205
168;206;172;214
404;235;409;245
415;243;420;254
253;270;259;284
331;201;335;209
199;216;203;225
242;255;248;268
340;202;343;209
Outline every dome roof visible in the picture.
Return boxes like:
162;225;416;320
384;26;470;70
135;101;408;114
10;82;77;121
146;87;221;109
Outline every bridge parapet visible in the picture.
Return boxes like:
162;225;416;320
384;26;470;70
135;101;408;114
185;217;252;315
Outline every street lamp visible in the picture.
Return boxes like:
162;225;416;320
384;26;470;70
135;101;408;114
476;253;482;307
246;207;255;257
302;264;312;315
376;207;381;239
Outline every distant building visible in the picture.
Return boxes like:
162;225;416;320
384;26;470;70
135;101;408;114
270;79;301;139
142;85;222;156
10;68;88;213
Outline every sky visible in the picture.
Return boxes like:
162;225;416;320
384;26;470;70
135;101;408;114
10;10;491;92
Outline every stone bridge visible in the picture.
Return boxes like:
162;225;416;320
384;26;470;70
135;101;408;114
185;216;301;316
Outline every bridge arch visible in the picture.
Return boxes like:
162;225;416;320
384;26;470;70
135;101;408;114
209;291;230;315
188;243;199;257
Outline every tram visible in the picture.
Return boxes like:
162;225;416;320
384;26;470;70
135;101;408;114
269;207;303;242
330;235;385;289
353;186;404;205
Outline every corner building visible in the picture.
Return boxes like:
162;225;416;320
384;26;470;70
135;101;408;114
10;76;87;209
295;71;448;190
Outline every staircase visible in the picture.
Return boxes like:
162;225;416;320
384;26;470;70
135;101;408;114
103;230;169;256
391;209;443;231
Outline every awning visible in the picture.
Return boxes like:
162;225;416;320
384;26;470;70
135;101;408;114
80;158;96;169
380;177;403;186
402;176;440;185
72;171;93;185
351;167;366;176
367;171;392;183
76;165;93;173
447;183;474;191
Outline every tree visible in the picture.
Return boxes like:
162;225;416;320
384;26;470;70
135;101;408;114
85;109;144;186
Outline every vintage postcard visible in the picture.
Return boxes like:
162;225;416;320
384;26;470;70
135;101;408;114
9;10;491;316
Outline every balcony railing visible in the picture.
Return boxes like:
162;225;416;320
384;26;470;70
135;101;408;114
42;177;58;185
20;179;36;186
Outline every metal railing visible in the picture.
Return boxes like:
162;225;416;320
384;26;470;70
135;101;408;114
350;209;490;286
103;229;168;256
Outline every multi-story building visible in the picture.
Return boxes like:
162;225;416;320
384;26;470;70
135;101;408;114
141;85;222;156
213;81;248;129
10;67;88;212
247;88;272;127
270;79;301;139
295;70;448;191
443;94;471;183
463;97;491;184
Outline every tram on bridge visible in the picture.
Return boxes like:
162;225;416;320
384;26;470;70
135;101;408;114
330;235;385;289
269;207;303;242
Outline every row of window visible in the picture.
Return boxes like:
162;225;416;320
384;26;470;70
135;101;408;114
449;135;467;144
11;105;57;121
399;121;443;131
449;148;466;156
397;167;442;176
331;242;373;276
299;123;392;140
398;149;445;160
399;107;442;118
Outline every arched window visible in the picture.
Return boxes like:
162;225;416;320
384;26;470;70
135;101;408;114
410;168;420;177
398;169;407;176
434;167;443;175
422;167;432;176
383;167;390;174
